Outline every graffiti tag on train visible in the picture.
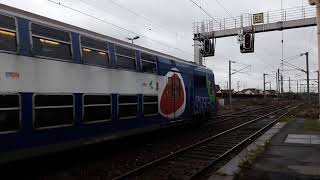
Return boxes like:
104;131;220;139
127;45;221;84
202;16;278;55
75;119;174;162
193;96;212;113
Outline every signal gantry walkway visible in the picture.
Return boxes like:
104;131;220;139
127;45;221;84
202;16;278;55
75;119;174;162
193;6;316;38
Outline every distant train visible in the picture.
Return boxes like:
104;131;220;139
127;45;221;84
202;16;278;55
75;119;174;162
0;4;216;163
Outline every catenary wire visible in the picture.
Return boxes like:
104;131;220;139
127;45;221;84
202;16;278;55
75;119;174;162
48;0;194;59
81;0;185;39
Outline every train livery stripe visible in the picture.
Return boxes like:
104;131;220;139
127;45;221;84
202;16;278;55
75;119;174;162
0;53;162;95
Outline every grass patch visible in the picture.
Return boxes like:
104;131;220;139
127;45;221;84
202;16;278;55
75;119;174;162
304;118;320;132
294;107;319;119
280;115;295;122
234;141;270;179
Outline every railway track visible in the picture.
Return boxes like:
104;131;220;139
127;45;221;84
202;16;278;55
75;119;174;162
113;104;300;180
210;104;282;125
214;103;286;118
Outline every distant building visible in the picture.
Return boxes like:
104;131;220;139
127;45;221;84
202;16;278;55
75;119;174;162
241;88;263;95
265;90;277;95
216;89;235;98
215;85;221;92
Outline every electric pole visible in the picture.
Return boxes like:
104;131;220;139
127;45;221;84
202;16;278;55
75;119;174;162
263;73;268;98
289;77;291;92
276;72;278;93
269;81;272;90
305;52;310;94
229;61;234;109
297;81;299;94
278;69;282;94
281;75;284;93
237;81;240;92
317;71;320;94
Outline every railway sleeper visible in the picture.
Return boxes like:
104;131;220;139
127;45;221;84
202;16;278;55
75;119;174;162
195;147;231;153
207;142;240;147
167;159;209;169
158;165;196;177
185;150;219;157
166;173;194;180
175;157;212;164
194;146;229;152
181;154;217;161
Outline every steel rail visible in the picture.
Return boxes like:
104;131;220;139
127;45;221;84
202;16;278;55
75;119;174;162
215;104;278;118
211;104;281;125
112;104;300;180
189;104;301;179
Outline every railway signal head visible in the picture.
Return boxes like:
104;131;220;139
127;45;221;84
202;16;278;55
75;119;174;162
202;38;215;57
240;33;254;53
204;39;210;54
244;34;251;49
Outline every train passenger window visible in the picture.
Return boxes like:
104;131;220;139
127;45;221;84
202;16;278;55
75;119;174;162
141;53;157;74
0;94;20;132
143;95;158;116
81;36;109;67
115;45;136;70
34;94;74;129
118;95;137;119
0;14;17;52
31;23;72;61
194;75;207;88
83;95;111;123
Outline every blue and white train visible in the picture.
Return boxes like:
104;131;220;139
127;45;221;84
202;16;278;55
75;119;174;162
0;4;216;163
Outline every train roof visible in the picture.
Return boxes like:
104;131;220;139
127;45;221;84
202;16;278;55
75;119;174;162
0;3;211;70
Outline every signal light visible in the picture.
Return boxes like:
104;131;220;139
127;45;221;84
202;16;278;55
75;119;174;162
244;34;251;49
240;33;254;53
202;38;215;57
204;39;210;54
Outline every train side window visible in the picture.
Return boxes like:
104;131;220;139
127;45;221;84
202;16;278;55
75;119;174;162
34;94;74;129
143;95;158;116
80;36;109;67
115;45;136;70
194;75;206;88
83;95;111;123
31;23;72;61
0;94;20;133
0;14;17;52
141;53;157;74
118;95;137;119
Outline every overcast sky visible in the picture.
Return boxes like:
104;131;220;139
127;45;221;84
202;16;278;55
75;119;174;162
1;0;317;92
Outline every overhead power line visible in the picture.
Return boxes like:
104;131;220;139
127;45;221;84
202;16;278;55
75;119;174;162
81;0;185;39
187;0;238;49
47;0;193;58
188;0;220;24
215;0;235;19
